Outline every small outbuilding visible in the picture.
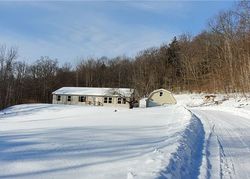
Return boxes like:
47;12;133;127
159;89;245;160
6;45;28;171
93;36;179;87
52;87;135;108
139;98;147;108
146;89;176;107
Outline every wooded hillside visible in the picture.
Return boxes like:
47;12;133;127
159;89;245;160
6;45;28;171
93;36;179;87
0;1;249;109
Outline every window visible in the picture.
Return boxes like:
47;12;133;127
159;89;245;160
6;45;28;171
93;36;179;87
79;96;86;102
57;95;61;101
118;98;121;104
159;92;163;96
104;97;112;104
123;98;126;104
67;96;71;102
104;97;108;103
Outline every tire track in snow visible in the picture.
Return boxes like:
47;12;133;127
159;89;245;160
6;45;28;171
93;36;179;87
193;110;236;179
204;124;215;179
205;119;236;179
192;109;250;179
217;135;235;179
213;114;249;179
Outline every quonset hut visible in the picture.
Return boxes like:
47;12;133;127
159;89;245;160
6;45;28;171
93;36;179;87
146;89;176;107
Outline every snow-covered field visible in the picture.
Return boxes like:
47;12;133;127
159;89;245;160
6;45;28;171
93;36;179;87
0;94;250;179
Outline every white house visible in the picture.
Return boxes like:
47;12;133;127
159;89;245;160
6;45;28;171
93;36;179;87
52;87;135;108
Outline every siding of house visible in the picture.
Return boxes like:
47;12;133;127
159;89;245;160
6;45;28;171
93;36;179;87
52;94;130;108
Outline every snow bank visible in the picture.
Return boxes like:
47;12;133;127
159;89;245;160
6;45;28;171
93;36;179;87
157;111;205;179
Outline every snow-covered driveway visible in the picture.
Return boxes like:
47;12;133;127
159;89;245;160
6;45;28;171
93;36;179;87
191;108;250;179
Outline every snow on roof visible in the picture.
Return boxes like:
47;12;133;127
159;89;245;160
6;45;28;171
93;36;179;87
52;87;134;97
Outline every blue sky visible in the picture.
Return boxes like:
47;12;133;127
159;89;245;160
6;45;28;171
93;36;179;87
0;1;235;64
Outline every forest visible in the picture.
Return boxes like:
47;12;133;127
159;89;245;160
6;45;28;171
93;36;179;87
0;1;249;109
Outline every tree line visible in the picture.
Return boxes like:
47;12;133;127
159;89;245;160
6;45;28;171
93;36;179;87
0;1;249;109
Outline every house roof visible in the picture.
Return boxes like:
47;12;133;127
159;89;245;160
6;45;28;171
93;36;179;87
52;87;134;97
